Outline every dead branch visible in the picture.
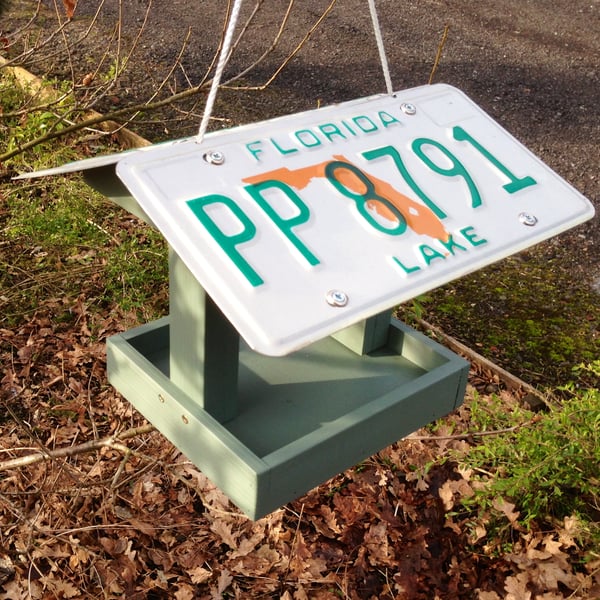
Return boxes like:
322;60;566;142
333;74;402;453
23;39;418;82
84;0;154;108
415;317;553;405
0;81;206;162
428;24;449;85
0;423;155;471
223;0;295;88
118;25;193;125
231;0;267;55
405;423;526;442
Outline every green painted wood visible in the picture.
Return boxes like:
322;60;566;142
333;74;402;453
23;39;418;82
107;320;267;518
331;310;392;355
233;334;426;456
107;317;469;519
169;249;240;423
83;165;154;225
260;374;465;516
387;321;453;372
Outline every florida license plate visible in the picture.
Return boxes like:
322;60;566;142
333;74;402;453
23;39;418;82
115;84;594;355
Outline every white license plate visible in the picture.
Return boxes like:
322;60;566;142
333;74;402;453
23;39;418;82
115;84;594;356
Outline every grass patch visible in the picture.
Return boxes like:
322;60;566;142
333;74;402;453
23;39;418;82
1;71;168;326
399;249;600;388
455;361;600;555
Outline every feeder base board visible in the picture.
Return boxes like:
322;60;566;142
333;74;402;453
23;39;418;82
107;317;468;519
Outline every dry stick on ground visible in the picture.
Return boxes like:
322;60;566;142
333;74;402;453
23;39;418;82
406;422;526;442
0;78;202;162
416;317;553;405
280;502;306;595
0;423;155;471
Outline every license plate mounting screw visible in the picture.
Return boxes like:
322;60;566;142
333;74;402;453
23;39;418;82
519;212;538;226
204;150;225;165
400;102;417;115
326;290;349;307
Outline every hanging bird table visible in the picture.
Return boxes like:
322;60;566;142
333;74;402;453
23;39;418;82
16;0;594;518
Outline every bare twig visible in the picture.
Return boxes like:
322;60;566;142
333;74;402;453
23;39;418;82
405;423;525;442
280;502;305;594
0;86;72;118
130;26;192;115
225;0;338;90
224;0;295;88
428;24;450;84
85;0;153;109
0;423;155;471
52;0;77;86
231;0;267;54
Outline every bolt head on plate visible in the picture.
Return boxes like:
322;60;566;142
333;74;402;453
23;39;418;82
326;290;349;307
204;150;225;165
400;102;417;115
519;212;538;226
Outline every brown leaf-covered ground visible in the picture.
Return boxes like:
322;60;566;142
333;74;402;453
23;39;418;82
1;298;598;598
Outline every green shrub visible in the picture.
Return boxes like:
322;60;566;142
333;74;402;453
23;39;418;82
460;362;600;548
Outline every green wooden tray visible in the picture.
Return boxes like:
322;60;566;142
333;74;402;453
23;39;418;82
107;315;468;519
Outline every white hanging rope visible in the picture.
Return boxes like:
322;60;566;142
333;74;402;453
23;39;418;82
196;0;244;144
367;0;394;95
197;0;391;143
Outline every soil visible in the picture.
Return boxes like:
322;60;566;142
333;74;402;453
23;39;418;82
4;0;600;385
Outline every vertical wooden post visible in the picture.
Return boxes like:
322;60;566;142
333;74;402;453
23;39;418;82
331;310;392;355
168;248;239;422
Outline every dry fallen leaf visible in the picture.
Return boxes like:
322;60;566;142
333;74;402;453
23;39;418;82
210;519;239;551
477;591;501;600
215;568;233;595
492;496;521;525
504;571;532;600
174;583;195;600
62;0;76;18
189;566;212;585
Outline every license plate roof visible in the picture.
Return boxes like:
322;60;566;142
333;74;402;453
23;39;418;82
116;84;594;356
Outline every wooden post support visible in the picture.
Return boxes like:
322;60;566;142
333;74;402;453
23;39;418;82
168;249;239;423
332;310;392;355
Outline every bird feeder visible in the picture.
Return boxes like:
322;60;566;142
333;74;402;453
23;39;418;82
19;84;594;519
